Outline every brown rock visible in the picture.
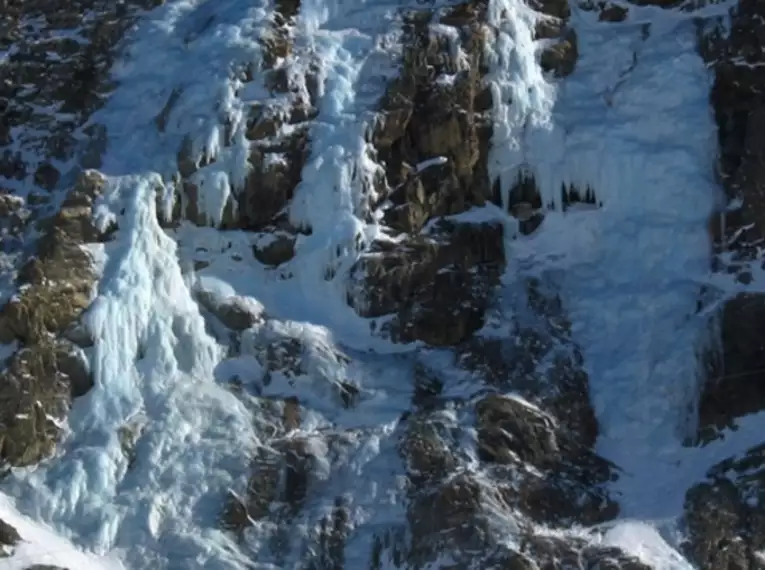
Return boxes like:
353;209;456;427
195;292;264;331
348;221;504;346
540;28;579;78
0;342;72;467
252;231;296;266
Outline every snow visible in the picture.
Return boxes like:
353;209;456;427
1;0;761;568
0;494;124;570
598;521;695;570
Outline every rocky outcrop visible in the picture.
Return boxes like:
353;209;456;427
0;171;104;466
0;518;21;556
0;0;161;468
173;0;312;268
475;392;617;526
1;0;161;180
683;444;765;570
695;0;765;442
371;4;494;235
348;220;504;345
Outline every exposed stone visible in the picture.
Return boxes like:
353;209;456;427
697;0;765;442
540;28;579;78
683;444;765;570
252;231;297;267
372;7;494;235
33;162;60;191
195;291;265;331
0;171;104;345
477;393;618;527
0;342;73;466
348;221;504;346
0;518;21;554
238;131;310;231
697;293;765;442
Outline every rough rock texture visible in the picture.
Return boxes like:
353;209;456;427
197;0;646;567
174;0;312;265
684;444;765;570
348;220;504;345
1;0;161;180
695;0;765;442
0;171;105;466
0;172;103;468
0;518;21;556
372;4;494;235
0;0;161;468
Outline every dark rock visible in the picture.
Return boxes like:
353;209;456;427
238;133;309;231
348;221;504;346
683;444;765;570
697;294;765;442
0;342;71;466
697;0;765;443
0;518;20;551
33;162;60;191
540;28;579;78
477;393;618;527
196;292;264;331
372;8;494;235
252;231;296;266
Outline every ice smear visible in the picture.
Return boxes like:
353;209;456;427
485;0;761;565
285;0;397;315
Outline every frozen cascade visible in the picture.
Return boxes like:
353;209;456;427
485;0;558;216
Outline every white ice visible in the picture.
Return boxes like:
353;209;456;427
0;494;124;570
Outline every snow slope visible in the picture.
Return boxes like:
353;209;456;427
0;0;759;568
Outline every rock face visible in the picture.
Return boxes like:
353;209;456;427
349;220;505;346
0;171;104;466
684;444;765;570
0;517;21;556
180;0;647;567
695;0;765;442
0;0;160;468
172;0;312;266
372;4;494;236
678;3;765;568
